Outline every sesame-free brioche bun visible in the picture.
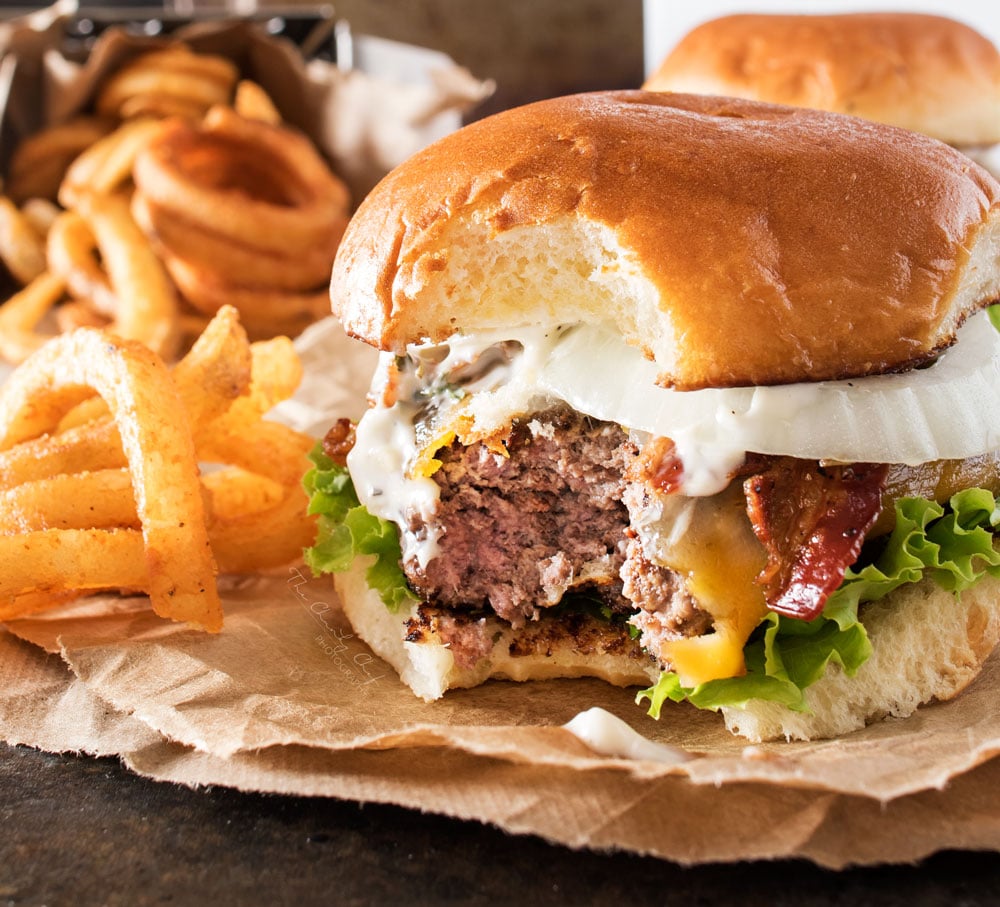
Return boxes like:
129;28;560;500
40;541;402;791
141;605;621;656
643;13;1000;148
330;91;1000;391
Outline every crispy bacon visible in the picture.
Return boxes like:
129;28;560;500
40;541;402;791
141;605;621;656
744;460;888;621
631;436;685;494
321;418;356;466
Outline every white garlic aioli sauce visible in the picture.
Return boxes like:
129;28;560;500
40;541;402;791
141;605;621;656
562;707;692;764
348;311;1000;564
348;326;560;568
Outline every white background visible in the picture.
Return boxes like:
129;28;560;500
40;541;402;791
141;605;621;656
643;0;1000;75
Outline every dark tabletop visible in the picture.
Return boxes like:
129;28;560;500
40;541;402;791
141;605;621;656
2;742;1000;907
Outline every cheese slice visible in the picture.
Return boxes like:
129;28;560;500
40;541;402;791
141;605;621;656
638;483;769;686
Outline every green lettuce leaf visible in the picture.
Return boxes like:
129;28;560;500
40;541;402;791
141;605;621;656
988;304;1000;334
302;443;417;611
638;488;1000;717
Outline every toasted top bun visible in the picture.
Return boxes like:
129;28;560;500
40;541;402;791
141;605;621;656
331;91;1000;390
643;13;1000;148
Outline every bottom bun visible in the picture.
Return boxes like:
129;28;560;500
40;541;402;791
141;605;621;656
335;559;1000;741
723;570;1000;741
334;560;658;701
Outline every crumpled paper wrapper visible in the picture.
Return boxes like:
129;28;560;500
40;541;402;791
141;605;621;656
1;317;1000;867
2;8;1000;869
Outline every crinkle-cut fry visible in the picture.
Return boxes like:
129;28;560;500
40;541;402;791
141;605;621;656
58;118;167;210
0;196;47;285
234;79;282;124
47;210;117;317
56;304;253;432
0;529;149;600
220;335;301;423
77;192;180;361
37;322;313;573
178;310;213;341
55;395;108;433
0;418;124;488
0;330;221;631
0;271;66;364
198;415;314;487
0;468;137;533
199;419;316;572
210;480;315;574
203;467;285;518
170;304;252;426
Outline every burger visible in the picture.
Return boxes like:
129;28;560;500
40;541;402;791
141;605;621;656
643;12;1000;179
305;90;1000;741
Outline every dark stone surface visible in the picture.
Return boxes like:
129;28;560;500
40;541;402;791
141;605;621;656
2;742;1000;906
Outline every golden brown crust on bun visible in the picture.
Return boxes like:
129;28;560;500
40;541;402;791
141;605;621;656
331;90;1000;390
643;13;1000;147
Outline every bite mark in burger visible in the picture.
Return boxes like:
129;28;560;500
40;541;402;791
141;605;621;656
305;91;1000;741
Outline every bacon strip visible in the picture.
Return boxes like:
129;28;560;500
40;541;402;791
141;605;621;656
321;418;356;466
631;436;685;494
744;460;888;621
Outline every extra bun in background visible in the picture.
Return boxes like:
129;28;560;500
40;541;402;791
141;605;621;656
312;91;1000;742
643;13;1000;175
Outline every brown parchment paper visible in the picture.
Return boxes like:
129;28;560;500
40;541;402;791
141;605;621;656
7;569;1000;800
5;618;1000;870
2;7;1000;869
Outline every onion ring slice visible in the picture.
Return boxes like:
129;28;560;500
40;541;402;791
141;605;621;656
165;254;329;339
133;105;349;258
132;192;340;291
95;47;238;121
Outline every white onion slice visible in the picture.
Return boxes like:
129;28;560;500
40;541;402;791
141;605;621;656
537;312;1000;471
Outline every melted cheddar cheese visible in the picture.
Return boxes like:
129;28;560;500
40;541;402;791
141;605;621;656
640;483;768;686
